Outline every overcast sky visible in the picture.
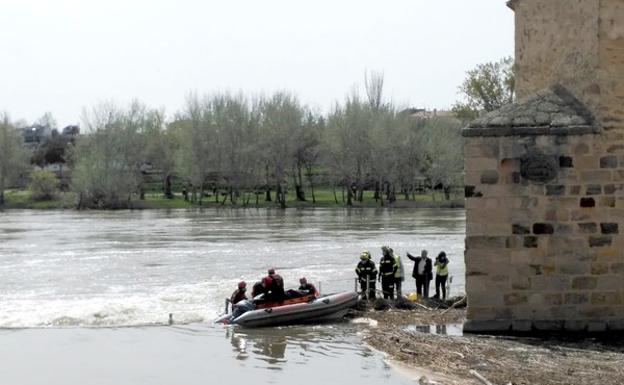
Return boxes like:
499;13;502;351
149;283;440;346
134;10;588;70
0;0;513;127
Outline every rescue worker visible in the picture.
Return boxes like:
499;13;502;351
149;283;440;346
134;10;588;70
434;251;450;299
355;250;377;300
251;280;265;298
378;246;397;299
298;277;319;297
265;268;285;302
230;281;248;306
391;248;405;298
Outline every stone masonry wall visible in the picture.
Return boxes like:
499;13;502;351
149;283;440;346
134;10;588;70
464;132;624;332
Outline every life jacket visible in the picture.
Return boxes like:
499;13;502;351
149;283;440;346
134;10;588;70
299;283;319;297
436;261;449;276
394;254;405;280
230;289;247;305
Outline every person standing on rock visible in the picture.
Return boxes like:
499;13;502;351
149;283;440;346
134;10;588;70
378;246;396;299
407;250;432;298
355;251;377;300
391;248;405;298
433;251;450;300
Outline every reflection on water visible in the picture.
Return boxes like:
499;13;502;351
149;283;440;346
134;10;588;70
405;323;464;336
0;324;415;385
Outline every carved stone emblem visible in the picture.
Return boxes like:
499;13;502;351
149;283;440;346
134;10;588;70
520;154;558;183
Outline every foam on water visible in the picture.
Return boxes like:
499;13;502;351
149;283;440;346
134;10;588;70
0;208;466;329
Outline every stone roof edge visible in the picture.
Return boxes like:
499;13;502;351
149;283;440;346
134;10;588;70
462;124;600;138
507;0;520;11
550;84;597;126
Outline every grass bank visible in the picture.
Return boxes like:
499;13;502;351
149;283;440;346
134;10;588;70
1;188;464;210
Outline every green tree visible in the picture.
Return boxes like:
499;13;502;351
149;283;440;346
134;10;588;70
453;57;515;121
0;114;30;205
30;170;58;201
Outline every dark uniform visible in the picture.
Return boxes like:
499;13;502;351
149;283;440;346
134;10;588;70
266;272;285;302
356;252;378;300
379;249;397;299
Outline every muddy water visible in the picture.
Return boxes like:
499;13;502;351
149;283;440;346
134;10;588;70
0;208;465;384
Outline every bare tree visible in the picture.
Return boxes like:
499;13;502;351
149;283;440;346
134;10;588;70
0;114;30;205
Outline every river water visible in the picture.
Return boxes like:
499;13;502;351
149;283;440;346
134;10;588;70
0;208;465;385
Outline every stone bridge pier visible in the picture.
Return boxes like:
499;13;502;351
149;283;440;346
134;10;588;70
462;0;624;333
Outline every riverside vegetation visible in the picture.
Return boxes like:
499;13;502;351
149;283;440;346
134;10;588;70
0;62;513;210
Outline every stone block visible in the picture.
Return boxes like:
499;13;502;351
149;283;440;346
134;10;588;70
463;320;511;333
585;184;602;195
504;293;528;306
570;210;591;221
524;236;538;248
578;222;597;233
611;263;624;274
546;185;565;196
608;320;624;331
466;157;499;172
533;223;554;234
564;320;588;332
464;185;483;198
591;292;623;306
559;156;574;168
465;140;499;158
574;143;590;155
607;144;624;153
531;276;570;291
554;224;573;234
511;224;530;235
569;185;582;195
580;170;611;183
580;197;596;207
466;236;507;250
565;292;590;305
480;170;499;184
600;155;619;168
600;196;616;207
511;276;531;290
558;262;590;275
603;184;618;194
572;276;598;290
511;320;532;332
600;223;619;234
589;236;612;247
591;262;610;275
533;320;564;331
587;322;608;332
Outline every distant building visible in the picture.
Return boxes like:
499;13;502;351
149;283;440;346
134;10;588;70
61;125;80;139
22;125;52;148
401;108;455;119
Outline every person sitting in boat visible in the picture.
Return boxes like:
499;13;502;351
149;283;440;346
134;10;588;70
230;281;248;305
355;250;377;300
251;280;265;298
298;277;319;297
262;273;285;303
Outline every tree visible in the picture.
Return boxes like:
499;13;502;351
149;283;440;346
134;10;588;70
0;114;30;205
30;170;58;200
452;57;515;121
72;101;150;208
257;92;304;208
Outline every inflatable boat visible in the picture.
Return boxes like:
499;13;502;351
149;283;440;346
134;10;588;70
216;291;358;327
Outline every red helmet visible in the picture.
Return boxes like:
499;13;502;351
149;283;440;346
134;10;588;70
238;281;247;289
268;268;276;275
299;277;307;284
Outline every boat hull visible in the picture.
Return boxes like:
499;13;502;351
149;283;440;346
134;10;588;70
225;291;358;328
